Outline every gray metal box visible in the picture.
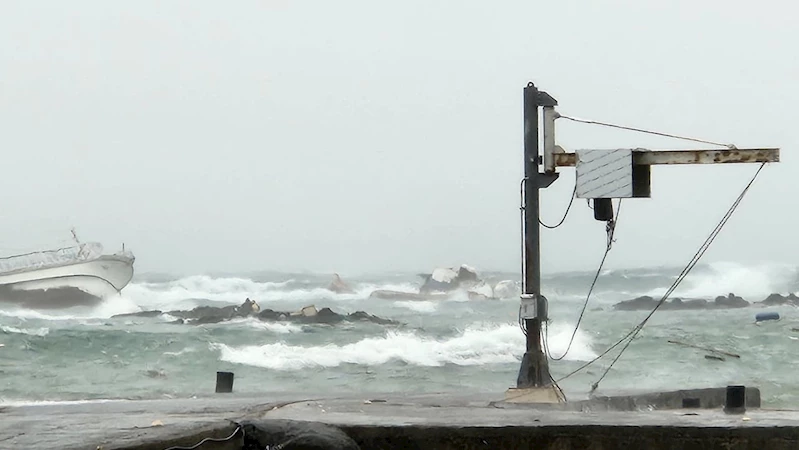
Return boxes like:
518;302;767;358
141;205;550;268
575;149;634;199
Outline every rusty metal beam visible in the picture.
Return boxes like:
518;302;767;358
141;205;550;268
553;148;780;167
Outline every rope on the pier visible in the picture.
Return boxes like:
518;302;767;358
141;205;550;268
556;114;737;149
162;425;242;450
555;161;767;390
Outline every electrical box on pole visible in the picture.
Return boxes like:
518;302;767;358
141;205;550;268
506;81;779;404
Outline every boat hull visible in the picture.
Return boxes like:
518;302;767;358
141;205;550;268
0;255;134;309
0;255;134;292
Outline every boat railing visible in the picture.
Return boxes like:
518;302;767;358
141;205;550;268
0;242;104;274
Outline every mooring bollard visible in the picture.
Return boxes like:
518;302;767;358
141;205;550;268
216;371;235;393
724;385;746;414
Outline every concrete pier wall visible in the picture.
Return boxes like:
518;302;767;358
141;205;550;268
341;425;799;450
3;390;794;450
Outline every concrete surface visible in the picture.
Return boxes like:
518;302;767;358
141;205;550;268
0;389;795;449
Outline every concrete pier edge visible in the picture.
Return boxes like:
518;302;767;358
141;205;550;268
4;386;799;450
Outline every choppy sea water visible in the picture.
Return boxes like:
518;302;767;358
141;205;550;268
2;261;799;407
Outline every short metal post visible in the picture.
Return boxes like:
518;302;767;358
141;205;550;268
724;385;746;414
216;371;235;393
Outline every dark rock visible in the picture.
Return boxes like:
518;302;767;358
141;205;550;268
419;264;480;294
613;296;657;311
714;293;749;308
760;293;799;306
167;299;262;324
119;298;399;327
240;419;360;450
166;305;235;324
112;310;163;318
614;294;749;311
257;308;282;321
237;298;260;316
313;307;343;324
347;310;398;325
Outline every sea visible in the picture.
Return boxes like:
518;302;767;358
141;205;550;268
1;261;799;408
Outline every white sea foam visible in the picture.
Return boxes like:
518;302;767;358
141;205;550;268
212;322;596;371
0;295;141;321
123;275;420;311
223;317;303;334
0;325;49;337
392;301;438;313
647;261;797;300
163;347;197;357
0;274;422;320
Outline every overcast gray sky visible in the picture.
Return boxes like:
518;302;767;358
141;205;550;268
0;0;794;276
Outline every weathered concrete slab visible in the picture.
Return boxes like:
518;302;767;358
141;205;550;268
0;394;304;450
259;396;790;428
0;389;795;450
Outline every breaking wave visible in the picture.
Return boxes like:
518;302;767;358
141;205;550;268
123;275;421;311
1;261;796;322
212;322;596;371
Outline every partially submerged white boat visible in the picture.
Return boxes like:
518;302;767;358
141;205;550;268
0;242;134;291
0;240;134;308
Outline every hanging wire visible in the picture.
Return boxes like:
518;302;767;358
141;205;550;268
540;184;577;229
557;114;737;149
555;162;767;389
544;199;622;361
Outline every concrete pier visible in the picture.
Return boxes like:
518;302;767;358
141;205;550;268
1;388;797;449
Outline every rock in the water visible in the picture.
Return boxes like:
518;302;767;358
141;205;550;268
614;296;658;311
347;310;398;325
112;310;163;319
714;293;749;308
419;264;480;294
238;298;260;315
240;419;360;450
760;293;799;306
327;273;355;294
614;294;748;311
117;298;399;327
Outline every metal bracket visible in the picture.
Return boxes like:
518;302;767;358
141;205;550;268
554;148;779;167
543;107;564;173
537;172;559;189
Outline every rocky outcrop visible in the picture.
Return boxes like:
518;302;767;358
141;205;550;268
419;265;480;294
112;299;398;326
613;293;749;311
714;293;748;308
759;293;799;306
165;297;261;324
370;266;516;301
257;305;398;326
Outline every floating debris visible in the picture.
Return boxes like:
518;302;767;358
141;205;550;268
667;340;740;358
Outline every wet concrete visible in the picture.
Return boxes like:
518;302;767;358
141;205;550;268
2;390;799;449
